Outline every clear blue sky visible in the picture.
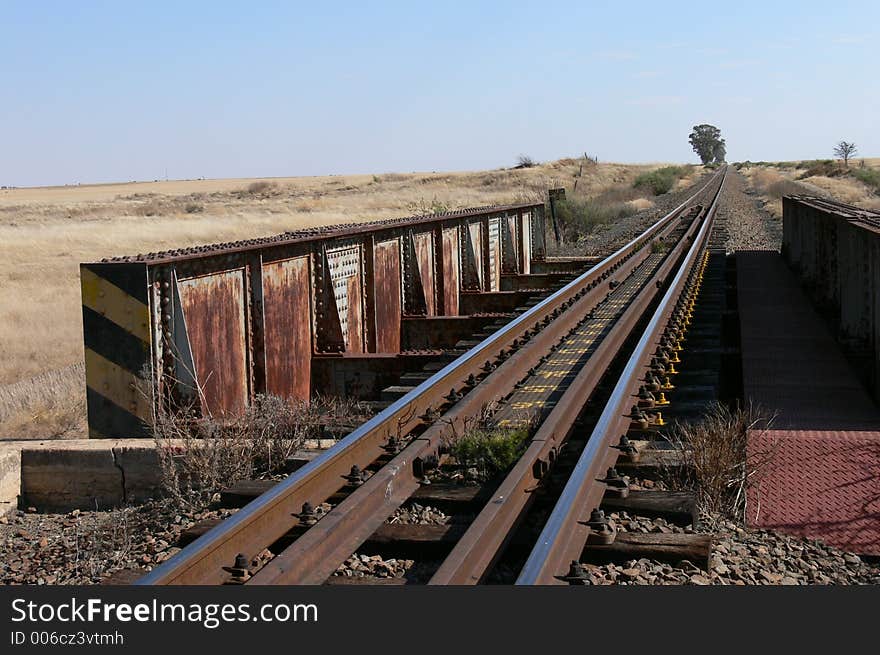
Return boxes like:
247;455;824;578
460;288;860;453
1;1;877;186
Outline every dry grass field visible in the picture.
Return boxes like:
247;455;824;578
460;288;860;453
739;158;880;218
0;158;683;438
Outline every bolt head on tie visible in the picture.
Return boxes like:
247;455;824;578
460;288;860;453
221;553;252;584
556;560;592;585
294;502;319;526
343;465;366;486
598;467;630;498
613;434;639;459
584;508;617;545
445;388;462;403
383;435;402;454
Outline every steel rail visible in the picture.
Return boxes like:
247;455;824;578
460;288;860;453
245;196;708;584
428;189;719;584
515;167;727;585
138;170;723;585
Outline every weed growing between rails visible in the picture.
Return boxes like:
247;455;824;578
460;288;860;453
448;426;532;482
439;401;537;483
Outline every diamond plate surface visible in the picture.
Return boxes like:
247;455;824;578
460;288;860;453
747;429;880;555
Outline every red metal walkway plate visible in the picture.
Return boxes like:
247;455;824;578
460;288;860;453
747;429;880;554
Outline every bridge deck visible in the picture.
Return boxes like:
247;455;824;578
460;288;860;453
738;250;880;554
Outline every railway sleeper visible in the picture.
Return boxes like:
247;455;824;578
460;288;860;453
580;532;712;570
600;490;697;527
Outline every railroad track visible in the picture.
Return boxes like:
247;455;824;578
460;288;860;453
137;166;729;586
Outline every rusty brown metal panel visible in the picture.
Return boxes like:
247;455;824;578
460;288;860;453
402;233;427;316
327;243;364;352
488;216;502;291
262;255;312;401
177;269;249;416
414;231;436;316
373;239;402;352
502;214;519;274
441;226;460;315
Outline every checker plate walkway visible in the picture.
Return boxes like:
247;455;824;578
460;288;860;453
738;251;880;554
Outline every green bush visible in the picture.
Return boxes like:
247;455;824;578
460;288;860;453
633;166;689;196
853;167;880;192
450;426;531;479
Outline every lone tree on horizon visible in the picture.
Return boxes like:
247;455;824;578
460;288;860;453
833;140;858;167
689;124;726;165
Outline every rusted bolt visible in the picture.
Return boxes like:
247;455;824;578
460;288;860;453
221;553;252;584
638;385;656;407
343;465;366;486
294;502;319;526
612;434;638;459
383;435;402;454
585;508;617;545
556;561;591;585
597;467;630;498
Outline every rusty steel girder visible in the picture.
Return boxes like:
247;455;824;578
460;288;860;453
80;203;545;438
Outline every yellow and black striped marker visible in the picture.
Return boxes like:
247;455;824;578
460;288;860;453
80;263;153;438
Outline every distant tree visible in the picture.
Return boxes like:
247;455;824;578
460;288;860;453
833;141;858;167
689;124;726;165
515;154;537;169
